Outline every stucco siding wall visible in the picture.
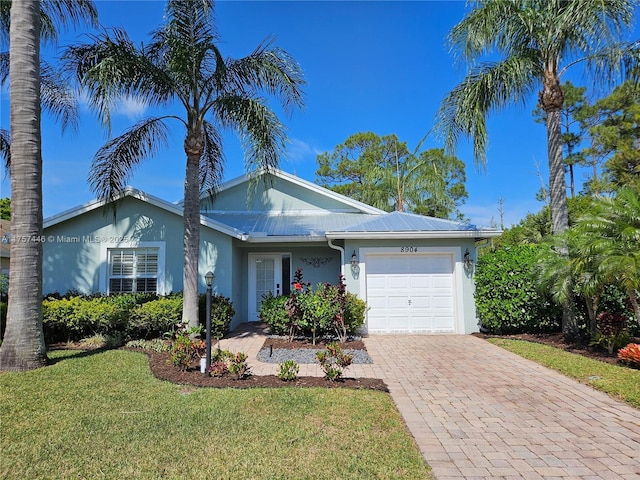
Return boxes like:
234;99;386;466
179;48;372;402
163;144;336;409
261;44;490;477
43;197;233;298
202;177;361;213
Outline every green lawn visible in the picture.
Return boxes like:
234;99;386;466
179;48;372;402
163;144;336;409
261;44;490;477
0;349;432;480
488;338;640;408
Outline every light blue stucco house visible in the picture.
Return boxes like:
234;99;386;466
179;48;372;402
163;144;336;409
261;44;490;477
43;169;500;334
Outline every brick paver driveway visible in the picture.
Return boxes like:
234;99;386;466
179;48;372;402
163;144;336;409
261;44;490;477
364;335;640;480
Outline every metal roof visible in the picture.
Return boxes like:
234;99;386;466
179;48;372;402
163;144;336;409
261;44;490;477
335;210;477;232
208;210;501;241
207;212;376;237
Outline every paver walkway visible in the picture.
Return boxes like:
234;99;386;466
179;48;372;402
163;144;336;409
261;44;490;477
223;324;640;479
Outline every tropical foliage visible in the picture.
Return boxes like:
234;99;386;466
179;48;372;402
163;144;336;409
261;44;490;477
316;132;468;220
64;0;304;329
474;244;561;334
438;0;640;236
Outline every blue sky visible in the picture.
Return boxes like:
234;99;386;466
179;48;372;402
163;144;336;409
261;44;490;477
1;1;636;228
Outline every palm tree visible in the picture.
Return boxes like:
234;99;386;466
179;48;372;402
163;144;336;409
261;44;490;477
437;0;639;235
0;0;45;370
0;1;97;371
0;0;99;166
574;187;640;328
536;228;604;337
64;0;305;328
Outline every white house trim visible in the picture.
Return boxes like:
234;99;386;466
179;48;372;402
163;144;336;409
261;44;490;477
98;240;167;295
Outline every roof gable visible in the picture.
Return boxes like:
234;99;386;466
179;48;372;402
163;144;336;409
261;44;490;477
43;187;246;239
198;169;383;215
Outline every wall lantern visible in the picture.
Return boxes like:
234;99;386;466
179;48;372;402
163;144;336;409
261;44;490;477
350;250;360;279
350;250;359;268
463;249;474;271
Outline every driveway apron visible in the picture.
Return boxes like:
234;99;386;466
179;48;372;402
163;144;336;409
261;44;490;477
364;335;640;479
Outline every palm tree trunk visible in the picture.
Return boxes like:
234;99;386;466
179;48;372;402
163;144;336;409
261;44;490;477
628;290;640;330
181;132;202;329
545;99;578;340
545;110;569;234
0;0;47;370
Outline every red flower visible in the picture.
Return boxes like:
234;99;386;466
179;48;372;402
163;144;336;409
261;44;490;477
294;283;302;290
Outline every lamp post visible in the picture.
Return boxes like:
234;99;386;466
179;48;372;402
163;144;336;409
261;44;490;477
204;271;214;377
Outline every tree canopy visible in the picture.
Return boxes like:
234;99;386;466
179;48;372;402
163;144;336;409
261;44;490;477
315;132;468;221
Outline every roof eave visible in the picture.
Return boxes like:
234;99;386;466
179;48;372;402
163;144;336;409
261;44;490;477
325;230;502;240
244;234;328;243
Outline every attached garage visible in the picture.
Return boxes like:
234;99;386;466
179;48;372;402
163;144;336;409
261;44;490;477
364;252;457;333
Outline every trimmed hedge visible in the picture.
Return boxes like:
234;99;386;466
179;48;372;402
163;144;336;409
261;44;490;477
475;244;561;334
41;292;235;343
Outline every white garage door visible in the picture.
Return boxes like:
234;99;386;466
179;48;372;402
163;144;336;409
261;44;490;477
365;254;456;333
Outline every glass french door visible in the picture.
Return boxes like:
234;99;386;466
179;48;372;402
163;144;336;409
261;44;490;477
248;254;289;321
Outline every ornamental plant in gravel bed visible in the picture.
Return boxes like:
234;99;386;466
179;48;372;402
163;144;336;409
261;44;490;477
260;268;366;343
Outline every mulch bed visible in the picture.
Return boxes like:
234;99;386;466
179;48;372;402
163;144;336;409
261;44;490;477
473;332;638;366
146;350;388;391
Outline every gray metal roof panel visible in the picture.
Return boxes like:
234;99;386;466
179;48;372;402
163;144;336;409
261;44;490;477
332;211;478;232
207;212;377;237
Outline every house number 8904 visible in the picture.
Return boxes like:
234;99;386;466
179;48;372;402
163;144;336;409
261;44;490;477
400;247;418;253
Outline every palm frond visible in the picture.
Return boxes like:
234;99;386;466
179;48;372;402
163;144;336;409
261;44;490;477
0;51;7;86
40;60;78;133
39;0;98;44
435;55;539;166
89;117;171;201
149;0;218;93
582;41;640;86
224;37;305;115
214;95;286;173
199;120;224;193
0;128;10;172
63;28;174;133
0;0;98;46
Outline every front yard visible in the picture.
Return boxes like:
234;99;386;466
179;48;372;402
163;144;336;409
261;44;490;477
0;349;432;480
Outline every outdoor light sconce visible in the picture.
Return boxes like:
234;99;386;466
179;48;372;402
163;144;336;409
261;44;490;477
350;250;360;279
463;248;474;271
203;271;215;377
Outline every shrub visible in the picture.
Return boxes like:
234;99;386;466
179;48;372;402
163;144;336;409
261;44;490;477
590;311;630;354
207;348;250;378
78;333;125;349
277;360;299;381
41;293;153;342
168;325;205;371
199;294;235;339
129;296;183;339
259;293;289;335
260;270;367;342
475;244;562;334
316;342;353;381
228;352;251;379
125;338;171;352
618;343;640;368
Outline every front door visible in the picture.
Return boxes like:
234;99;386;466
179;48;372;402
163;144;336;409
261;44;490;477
248;254;289;321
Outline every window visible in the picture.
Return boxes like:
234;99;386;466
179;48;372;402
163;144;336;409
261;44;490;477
108;248;158;293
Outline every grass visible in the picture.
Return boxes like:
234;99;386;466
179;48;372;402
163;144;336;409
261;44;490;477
488;338;640;408
0;349;432;480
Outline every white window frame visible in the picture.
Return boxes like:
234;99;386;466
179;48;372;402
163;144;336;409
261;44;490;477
99;241;166;295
